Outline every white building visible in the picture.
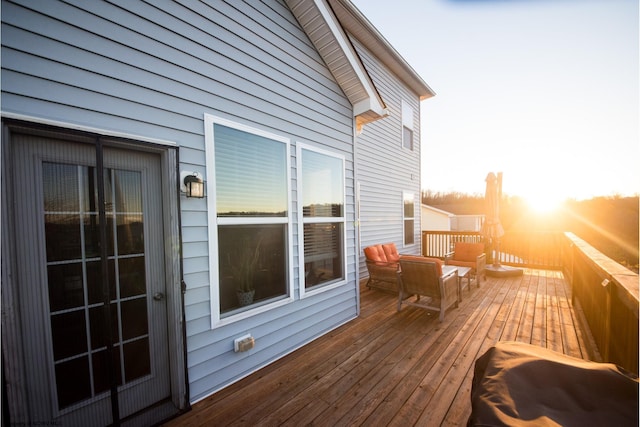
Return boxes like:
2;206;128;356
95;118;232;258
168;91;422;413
421;204;484;232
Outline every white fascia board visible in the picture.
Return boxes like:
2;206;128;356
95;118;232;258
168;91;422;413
311;0;387;119
352;98;387;120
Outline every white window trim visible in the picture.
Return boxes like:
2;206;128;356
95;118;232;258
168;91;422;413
1;112;178;146
204;114;294;328
403;190;416;247
296;142;347;299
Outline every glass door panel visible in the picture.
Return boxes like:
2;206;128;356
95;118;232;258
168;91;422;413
42;162;152;410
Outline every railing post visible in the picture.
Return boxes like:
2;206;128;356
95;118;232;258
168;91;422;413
601;278;611;362
567;241;576;305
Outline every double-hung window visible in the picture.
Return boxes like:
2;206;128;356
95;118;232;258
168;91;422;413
298;144;346;295
206;116;291;325
403;191;415;246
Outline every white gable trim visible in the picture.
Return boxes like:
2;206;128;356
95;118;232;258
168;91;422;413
327;0;436;101
285;0;388;131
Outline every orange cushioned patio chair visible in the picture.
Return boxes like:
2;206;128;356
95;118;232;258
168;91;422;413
445;242;486;286
397;256;459;322
363;243;401;292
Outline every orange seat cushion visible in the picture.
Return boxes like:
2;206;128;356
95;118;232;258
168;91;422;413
364;245;387;264
400;255;443;276
382;243;400;263
453;242;484;262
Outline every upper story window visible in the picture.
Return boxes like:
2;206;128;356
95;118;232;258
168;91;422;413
403;191;415;246
298;144;346;295
205;115;292;326
402;100;414;151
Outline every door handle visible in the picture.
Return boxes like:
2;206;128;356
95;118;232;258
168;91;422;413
153;292;165;301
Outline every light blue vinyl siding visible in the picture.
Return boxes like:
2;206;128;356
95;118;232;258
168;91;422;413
2;0;357;403
351;37;423;277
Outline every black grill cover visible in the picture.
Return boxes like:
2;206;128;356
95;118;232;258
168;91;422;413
468;342;639;427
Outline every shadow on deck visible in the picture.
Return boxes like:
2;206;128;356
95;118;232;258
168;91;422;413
165;269;594;426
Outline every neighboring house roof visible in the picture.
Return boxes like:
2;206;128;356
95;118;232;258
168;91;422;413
430;204;484;216
285;0;435;132
422;204;455;217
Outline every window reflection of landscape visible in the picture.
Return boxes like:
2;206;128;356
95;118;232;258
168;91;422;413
300;148;345;289
302;149;343;218
215;124;287;217
403;191;415;245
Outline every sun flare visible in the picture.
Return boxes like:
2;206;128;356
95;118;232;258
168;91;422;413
525;193;563;214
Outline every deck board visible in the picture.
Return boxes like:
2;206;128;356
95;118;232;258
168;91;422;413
165;268;594;427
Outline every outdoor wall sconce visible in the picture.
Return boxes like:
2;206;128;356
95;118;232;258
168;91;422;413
180;171;205;198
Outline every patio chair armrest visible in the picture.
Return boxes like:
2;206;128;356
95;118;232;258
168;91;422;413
444;252;454;263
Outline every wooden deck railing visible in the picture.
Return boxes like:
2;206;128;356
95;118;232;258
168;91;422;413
421;230;563;269
562;232;639;375
421;231;483;259
421;230;639;375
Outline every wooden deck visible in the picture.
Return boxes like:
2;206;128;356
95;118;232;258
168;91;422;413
165;268;595;427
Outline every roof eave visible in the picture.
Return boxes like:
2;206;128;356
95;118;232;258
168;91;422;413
327;0;436;100
285;0;389;127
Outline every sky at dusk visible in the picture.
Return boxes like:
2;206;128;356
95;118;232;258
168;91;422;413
351;0;639;204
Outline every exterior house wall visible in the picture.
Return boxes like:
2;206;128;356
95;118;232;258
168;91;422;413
350;38;423;277
451;215;484;232
421;205;453;231
1;0;361;419
421;203;484;232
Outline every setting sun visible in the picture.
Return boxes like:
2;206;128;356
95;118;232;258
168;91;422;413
504;170;570;215
524;193;564;214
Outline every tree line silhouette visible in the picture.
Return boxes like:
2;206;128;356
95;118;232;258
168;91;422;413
422;190;639;273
